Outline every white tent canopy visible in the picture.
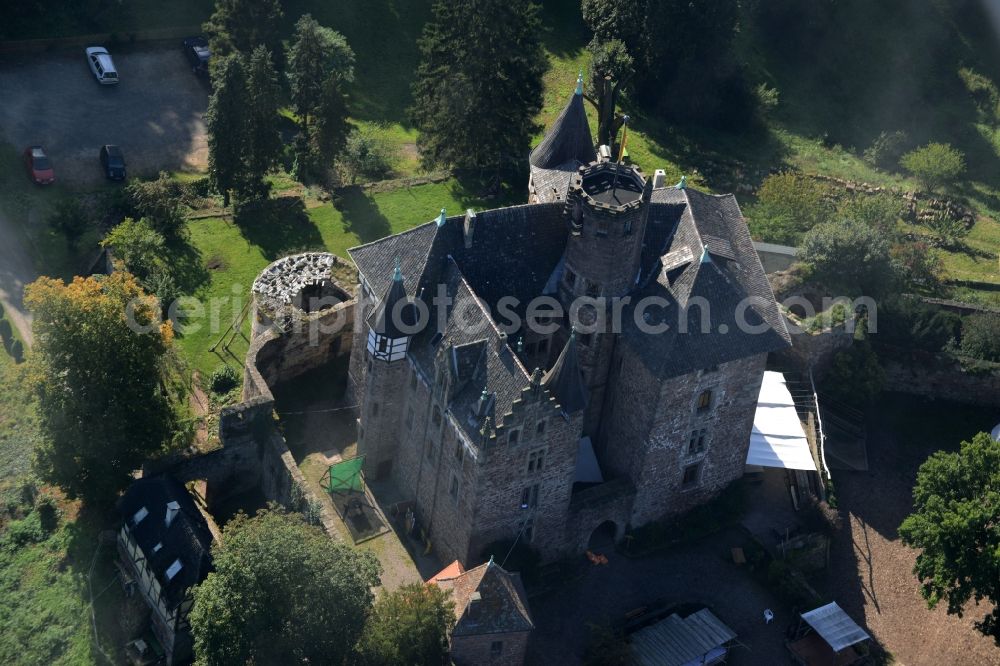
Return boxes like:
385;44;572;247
746;371;817;471
800;602;870;652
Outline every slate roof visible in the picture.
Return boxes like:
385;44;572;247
349;181;790;426
542;332;588;413
529;89;596;169
430;560;534;636
119;475;213;610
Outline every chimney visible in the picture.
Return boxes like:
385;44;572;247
463;209;477;249
165;500;180;528
653;169;666;189
598;145;612;162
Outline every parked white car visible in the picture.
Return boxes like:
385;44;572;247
85;46;119;85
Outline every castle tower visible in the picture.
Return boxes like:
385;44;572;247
557;162;652;435
358;261;416;479
528;73;598;203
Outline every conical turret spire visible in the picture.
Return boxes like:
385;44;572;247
529;77;597;169
542;330;589;413
370;258;414;338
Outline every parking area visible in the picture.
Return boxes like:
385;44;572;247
0;43;208;186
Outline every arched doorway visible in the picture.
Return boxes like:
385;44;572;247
588;520;618;549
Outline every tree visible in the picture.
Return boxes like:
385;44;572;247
581;0;645;47
244;46;284;195
206;55;250;206
900;142;966;191
48;198;90;248
203;0;284;65
286;14;355;181
800;217;896;297
190;508;381;665
586;38;634;148
356;584;455;666
836;192;905;235
746;173;833;245
339;127;397;184
125;172;186;237
24;273;175;506
960;313;1000;362
102;217;165;281
411;0;547;173
819;340;885;408
891;241;945;293
899;432;1000;642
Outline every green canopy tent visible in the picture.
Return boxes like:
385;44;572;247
322;456;366;495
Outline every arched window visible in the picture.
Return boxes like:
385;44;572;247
696;389;712;413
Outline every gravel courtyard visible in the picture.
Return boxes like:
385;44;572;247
0;44;208;185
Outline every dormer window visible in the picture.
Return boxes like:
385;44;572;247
152;542;163;553
696;390;712;413
133;506;149;525
165;559;183;581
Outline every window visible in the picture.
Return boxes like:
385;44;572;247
520;483;540;509
371;402;380;417
536;420;546;436
688;428;706;454
425;439;435;460
682;463;701;487
491;640;504;657
537;338;549;355
508;429;520;446
455;441;464;462
696;390;712;413
595;220;609;237
432;406;442;427
522;518;534;543
528;449;545;473
406;407;414;429
449;475;459;499
586;280;599;298
564;268;577;287
377;337;388;353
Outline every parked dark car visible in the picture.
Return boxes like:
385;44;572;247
182;36;210;76
100;145;126;180
23;145;54;185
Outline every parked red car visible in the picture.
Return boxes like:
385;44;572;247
24;146;54;185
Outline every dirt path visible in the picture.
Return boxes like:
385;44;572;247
0;208;35;347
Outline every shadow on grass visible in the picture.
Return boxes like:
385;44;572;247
336;186;391;244
164;233;209;294
234;196;324;260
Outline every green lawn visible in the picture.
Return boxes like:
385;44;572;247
176;178;520;377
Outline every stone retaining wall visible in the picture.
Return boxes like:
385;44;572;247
880;352;1000;407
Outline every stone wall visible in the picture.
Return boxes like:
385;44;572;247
450;631;530;666
631;354;766;525
566;478;635;552
881;352;1000;407
776;317;854;379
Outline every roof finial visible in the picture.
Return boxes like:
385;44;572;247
575;70;584;95
700;246;712;264
675;175;687;190
393;256;402;282
437;208;447;227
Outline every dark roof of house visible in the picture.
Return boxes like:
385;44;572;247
529;89;596;170
349;184;789;426
431;559;534;636
542;332;588;413
119;475;213;609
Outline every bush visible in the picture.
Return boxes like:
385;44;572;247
48;198;91;248
101;217;165;280
338;127;397;184
863;130;910;170
875;298;961;353
0;319;11;348
754;82;780;118
35;496;59;533
891;241;945;293
125;173;186;237
960;313;1000;362
209;365;239;394
800;218;896;297
900;142;966;191
924;210;970;248
820;340;885;408
837;192;905;234
746;173;833;245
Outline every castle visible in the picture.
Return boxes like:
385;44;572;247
347;79;791;566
